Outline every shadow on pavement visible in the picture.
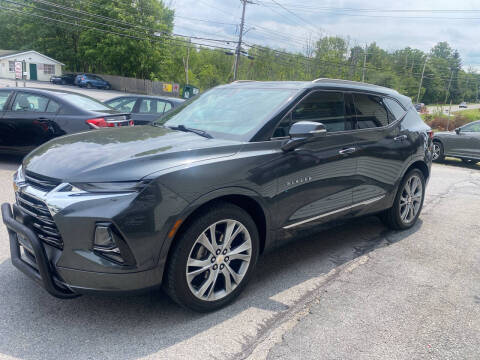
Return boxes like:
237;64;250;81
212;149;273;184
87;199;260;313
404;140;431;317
440;158;479;170
0;215;422;360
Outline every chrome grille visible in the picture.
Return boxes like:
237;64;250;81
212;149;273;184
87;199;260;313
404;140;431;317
16;192;63;249
24;172;60;192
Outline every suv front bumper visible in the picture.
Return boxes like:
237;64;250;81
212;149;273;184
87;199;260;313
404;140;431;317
2;202;165;297
1;203;78;298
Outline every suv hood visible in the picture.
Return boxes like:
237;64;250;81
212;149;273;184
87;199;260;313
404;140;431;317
23;126;243;182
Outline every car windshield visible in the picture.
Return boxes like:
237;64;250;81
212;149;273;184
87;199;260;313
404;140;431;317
58;93;113;111
158;87;298;141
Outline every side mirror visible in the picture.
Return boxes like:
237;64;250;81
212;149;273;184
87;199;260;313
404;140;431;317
281;121;327;152
455;128;461;134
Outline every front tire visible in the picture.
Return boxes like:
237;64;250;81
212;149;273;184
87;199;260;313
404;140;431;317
164;202;259;312
381;169;425;230
432;141;444;162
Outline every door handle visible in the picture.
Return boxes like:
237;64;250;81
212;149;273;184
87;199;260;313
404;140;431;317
394;135;407;142
339;147;356;155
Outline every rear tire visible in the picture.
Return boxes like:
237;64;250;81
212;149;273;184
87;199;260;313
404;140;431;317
432;141;444;162
86;83;92;89
164;202;259;312
381;169;425;230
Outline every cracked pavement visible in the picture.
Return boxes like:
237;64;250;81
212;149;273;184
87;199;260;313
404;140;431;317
0;156;479;360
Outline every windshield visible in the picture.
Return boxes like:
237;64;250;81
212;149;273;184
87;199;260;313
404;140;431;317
159;87;298;141
58;93;113;111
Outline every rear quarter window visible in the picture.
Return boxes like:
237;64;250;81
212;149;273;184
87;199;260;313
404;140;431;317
352;93;390;129
384;98;406;121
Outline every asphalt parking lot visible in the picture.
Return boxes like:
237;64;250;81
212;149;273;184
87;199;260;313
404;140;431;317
0;156;478;360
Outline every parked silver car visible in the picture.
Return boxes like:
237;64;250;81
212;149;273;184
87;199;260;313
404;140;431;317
433;120;480;164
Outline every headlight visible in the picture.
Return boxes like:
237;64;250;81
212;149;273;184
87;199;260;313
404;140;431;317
13;165;25;183
68;180;150;193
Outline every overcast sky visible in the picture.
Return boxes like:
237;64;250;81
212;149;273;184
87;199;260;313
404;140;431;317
169;0;480;70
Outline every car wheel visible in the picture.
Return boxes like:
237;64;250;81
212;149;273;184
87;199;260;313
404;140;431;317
164;202;259;312
432;141;444;162
381;169;425;230
86;83;92;89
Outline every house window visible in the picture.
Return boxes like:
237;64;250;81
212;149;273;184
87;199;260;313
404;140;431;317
8;61;15;72
44;64;55;74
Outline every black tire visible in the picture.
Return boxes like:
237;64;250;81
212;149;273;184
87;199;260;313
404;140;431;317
86;82;92;89
164;202;259;312
432;141;444;162
381;169;426;230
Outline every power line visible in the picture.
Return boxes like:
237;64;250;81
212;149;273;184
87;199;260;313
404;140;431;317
0;3;237;51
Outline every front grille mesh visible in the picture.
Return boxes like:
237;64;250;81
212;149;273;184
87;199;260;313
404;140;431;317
16;192;63;249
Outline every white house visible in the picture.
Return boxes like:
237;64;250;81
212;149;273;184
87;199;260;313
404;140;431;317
0;50;64;82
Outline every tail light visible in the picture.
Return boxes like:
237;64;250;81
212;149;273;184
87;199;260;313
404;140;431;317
86;117;110;129
86;117;134;129
427;130;434;140
81;76;85;80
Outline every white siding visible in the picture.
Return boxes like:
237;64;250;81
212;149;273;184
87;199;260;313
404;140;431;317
0;51;63;81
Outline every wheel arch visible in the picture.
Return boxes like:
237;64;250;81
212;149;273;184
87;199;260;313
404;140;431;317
402;159;430;182
158;188;271;281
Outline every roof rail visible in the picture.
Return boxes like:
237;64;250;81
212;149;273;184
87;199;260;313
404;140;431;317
312;78;371;85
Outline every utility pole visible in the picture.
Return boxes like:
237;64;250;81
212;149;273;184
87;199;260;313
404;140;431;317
233;0;252;81
362;43;368;82
183;45;190;85
416;55;428;104
444;69;454;105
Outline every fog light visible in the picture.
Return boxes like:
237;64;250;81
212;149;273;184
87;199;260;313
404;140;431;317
93;223;135;265
94;225;115;248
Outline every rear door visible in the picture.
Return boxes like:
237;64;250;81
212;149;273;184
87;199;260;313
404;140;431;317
134;98;170;125
272;90;358;231
1;92;61;153
456;122;480;159
0;89;15;152
349;93;412;217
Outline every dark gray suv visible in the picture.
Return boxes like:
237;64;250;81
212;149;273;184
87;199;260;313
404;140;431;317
2;79;433;312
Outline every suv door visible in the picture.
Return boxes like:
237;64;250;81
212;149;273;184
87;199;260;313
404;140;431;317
271;90;358;230
0;89;14;152
349;93;412;217
456;121;480;159
2;92;60;153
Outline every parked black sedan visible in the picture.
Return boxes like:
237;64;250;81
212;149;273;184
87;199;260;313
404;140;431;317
50;74;76;85
0;88;132;155
105;95;185;125
433;120;480;164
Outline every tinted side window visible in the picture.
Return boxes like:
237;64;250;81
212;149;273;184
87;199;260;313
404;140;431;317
12;93;49;112
384;98;406;121
353;94;389;129
164;102;172;112
0;90;12;110
462;122;480;132
46;100;60;113
107;98;136;112
139;99;163;114
274;91;347;137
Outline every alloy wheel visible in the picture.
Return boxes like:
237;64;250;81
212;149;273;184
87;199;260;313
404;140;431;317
186;219;252;301
399;174;423;224
432;143;441;161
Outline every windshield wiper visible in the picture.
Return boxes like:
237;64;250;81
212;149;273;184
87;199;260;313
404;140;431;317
168;124;213;139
